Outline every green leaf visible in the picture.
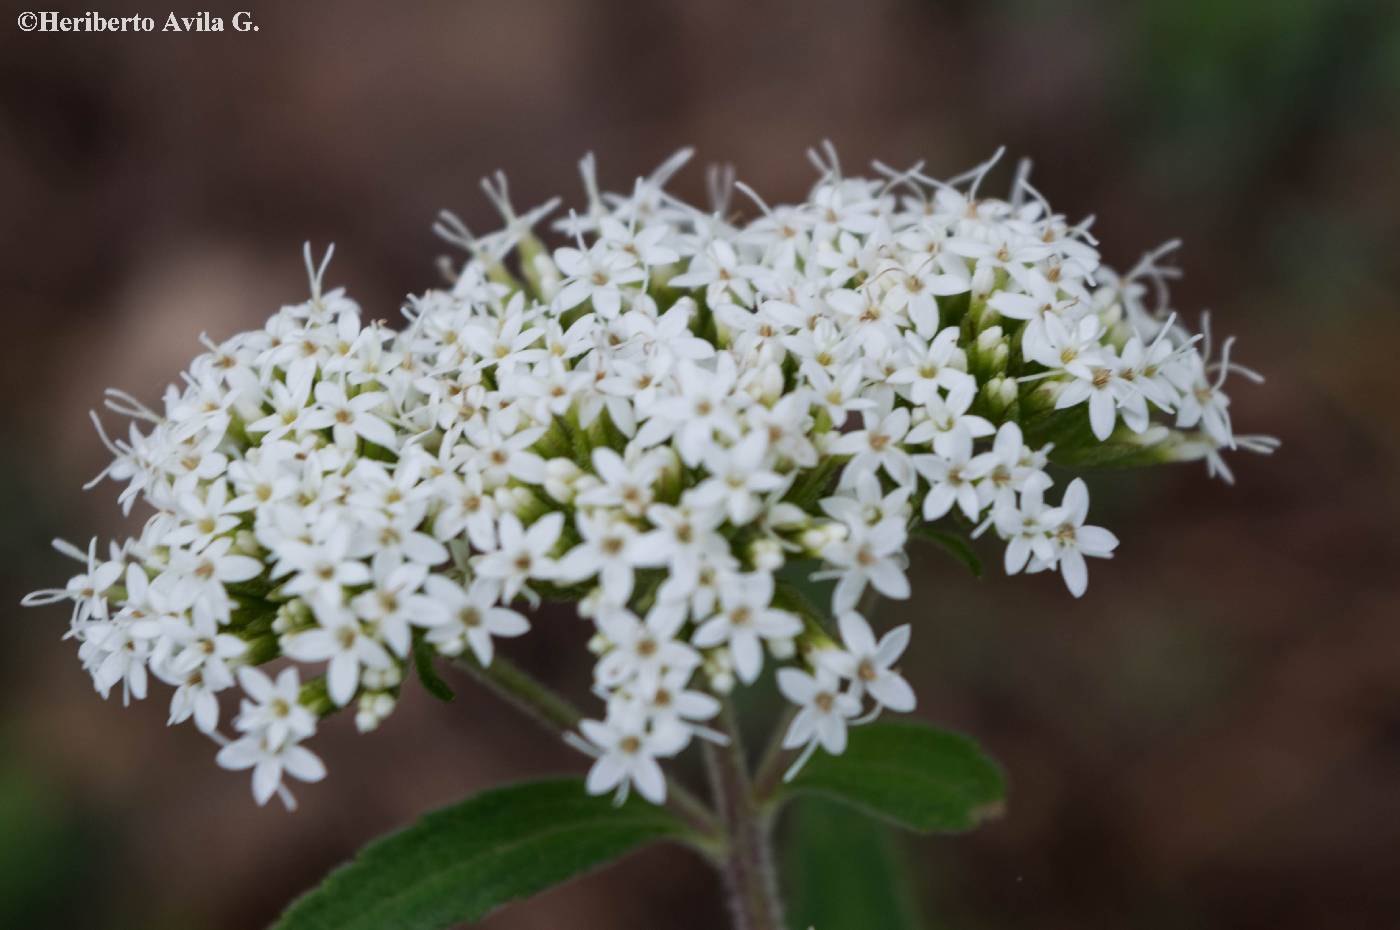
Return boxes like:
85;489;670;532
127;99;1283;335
412;635;455;702
273;778;686;930
781;720;1005;834
783;797;925;930
910;526;983;577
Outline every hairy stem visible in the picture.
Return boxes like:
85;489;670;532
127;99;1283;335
454;653;721;841
704;701;787;930
750;704;798;807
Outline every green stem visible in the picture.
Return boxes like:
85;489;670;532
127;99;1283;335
455;653;721;843
457;652;581;733
750;704;797;807
704;701;787;930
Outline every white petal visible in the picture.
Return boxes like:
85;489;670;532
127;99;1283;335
838;612;877;655
328;652;360;706
875;625;911;665
866;560;910;600
586;754;626;796
630;756;667;804
817;714;848;754
282;745;327;783
870;674;917;713
777;668;817;704
730;631;762;684
1059;548;1088;597
251;759;282;805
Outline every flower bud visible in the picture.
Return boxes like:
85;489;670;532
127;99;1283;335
274;598;313;634
544;457;584;503
976;325;1005;355
355;691;397;733
587;632;610;656
498;485;542;519
799;521;846;557
577;587;604;619
768;637;796;660
232;529;261;557
749;537;785;572
362;665;402;690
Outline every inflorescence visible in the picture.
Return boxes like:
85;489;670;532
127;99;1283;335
24;146;1274;808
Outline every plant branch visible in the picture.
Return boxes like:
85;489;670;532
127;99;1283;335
454;652;721;842
703;700;787;930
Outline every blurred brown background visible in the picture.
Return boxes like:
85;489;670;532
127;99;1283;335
2;1;1398;928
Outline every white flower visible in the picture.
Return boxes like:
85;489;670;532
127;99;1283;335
819;612;916;713
887;328;974;406
1039;478;1118;597
554;241;645;319
577;706;687;804
349;555;445;658
302;380;398;450
217;668;326;808
628;666;721;736
669;238;757;307
828;396;915;486
166;480;240;550
556;510;656;606
273;530;370;605
422;575;530;666
912;429;992;522
281;599;394;706
642;499;726;597
639;356;745;466
164;537;263;618
691;572;801;684
430;467;498;550
993;477;1058;576
216;731;327;807
462;420;547;486
593;603;699;689
227;666;318;751
819;519;910;613
163;600;246;732
575;447;662;518
79;616;151;703
777;665;861;779
975;422;1042;512
690;431;786;525
474;512;563;602
1056;348;1133;441
904;389;995;457
820;471;911;530
23;538;124;624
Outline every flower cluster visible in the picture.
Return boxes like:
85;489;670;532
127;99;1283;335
24;147;1271;808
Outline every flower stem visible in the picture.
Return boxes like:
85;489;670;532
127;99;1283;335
455;653;721;841
704;701;787;930
457;651;581;733
749;703;797;807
